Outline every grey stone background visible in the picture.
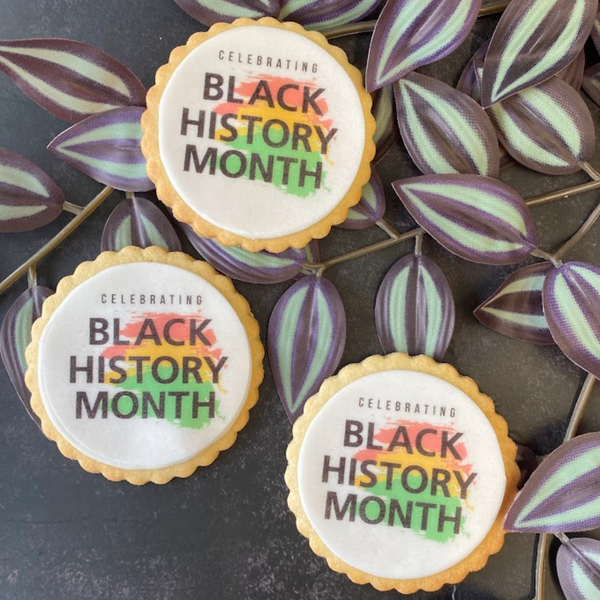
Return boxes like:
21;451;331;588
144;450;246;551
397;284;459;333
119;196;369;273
0;1;599;599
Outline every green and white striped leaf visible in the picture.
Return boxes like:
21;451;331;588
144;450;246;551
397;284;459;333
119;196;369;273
101;197;182;252
394;72;499;177
337;169;386;230
480;0;597;106
375;254;455;360
557;538;600;600
393;174;538;265
279;0;383;31
487;77;595;175
172;0;278;25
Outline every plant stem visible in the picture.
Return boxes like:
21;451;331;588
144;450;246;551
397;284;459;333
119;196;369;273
414;232;423;256
531;372;596;600
63;201;84;215
530;248;561;267
27;265;37;289
323;1;509;39
579;161;600;181
376;219;401;239
525;179;600;207
553;201;600;261
0;186;114;295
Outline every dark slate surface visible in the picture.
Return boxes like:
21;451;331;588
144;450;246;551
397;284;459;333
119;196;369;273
1;1;599;599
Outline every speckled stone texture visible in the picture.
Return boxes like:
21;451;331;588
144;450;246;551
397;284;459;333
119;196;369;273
0;1;599;599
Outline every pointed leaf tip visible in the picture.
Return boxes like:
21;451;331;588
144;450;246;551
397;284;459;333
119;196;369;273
268;276;346;422
475;263;555;345
375;254;455;360
505;432;600;533
48;106;153;192
279;0;384;31
1;286;53;427
480;0;596;106
0;38;146;123
366;0;482;91
172;0;279;25
101;197;182;252
0;148;65;232
393;174;538;265
337;169;386;230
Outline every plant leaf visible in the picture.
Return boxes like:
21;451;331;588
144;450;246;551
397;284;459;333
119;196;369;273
591;6;600;54
0;286;53;427
480;0;596;107
487;77;595;175
279;0;383;31
0;38;146;124
101;197;181;252
0;148;65;233
582;63;600;109
47;106;153;192
557;51;586;90
172;0;279;25
394;71;499;177
304;240;320;264
365;0;482;92
557;538;600;600
543;262;600;379
181;223;306;284
456;40;488;104
475;262;555;345
337;169;385;230
268;276;346;422
392;174;538;265
505;432;600;533
375;254;455;360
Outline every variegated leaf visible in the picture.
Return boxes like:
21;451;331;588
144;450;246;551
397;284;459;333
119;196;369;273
392;174;538;265
268;276;346;422
172;0;279;25
505;432;600;533
394;72;499;177
101;197;181;252
47;106;153;192
337;169;385;230
0;148;65;233
279;0;383;31
591;6;600;54
365;0;482;92
375;254;455;360
487;77;595;175
582;64;600;109
456;40;488;104
0;286;53;427
474;263;555;345
480;0;596;107
557;538;600;600
543;262;600;379
182;223;306;284
557;51;586;90
0;39;146;124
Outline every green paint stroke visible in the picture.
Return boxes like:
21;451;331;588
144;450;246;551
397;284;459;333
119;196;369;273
111;364;222;430
225;126;327;198
358;473;465;543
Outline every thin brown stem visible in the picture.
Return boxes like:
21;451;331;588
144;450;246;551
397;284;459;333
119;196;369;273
530;248;562;267
532;372;596;600
376;219;401;239
414;232;423;256
323;1;509;39
553;201;600;260
63;201;84;215
579;161;600;181
27;265;37;289
525;179;600;207
0;186;114;295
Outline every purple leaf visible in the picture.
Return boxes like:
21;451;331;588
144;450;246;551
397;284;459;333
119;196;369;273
392;174;538;265
47;106;153;192
375;254;455;360
365;0;482;91
557;538;600;600
0;148;65;233
172;0;279;25
394;71;499;177
337;169;385;230
582;63;600;109
475;263;555;345
591;6;600;54
505;432;600;533
456;40;488;104
181;223;306;285
487;77;595;175
0;38;146;124
101;197;181;252
0;286;53;427
279;0;383;31
480;0;596;107
543;262;600;379
268;276;346;422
